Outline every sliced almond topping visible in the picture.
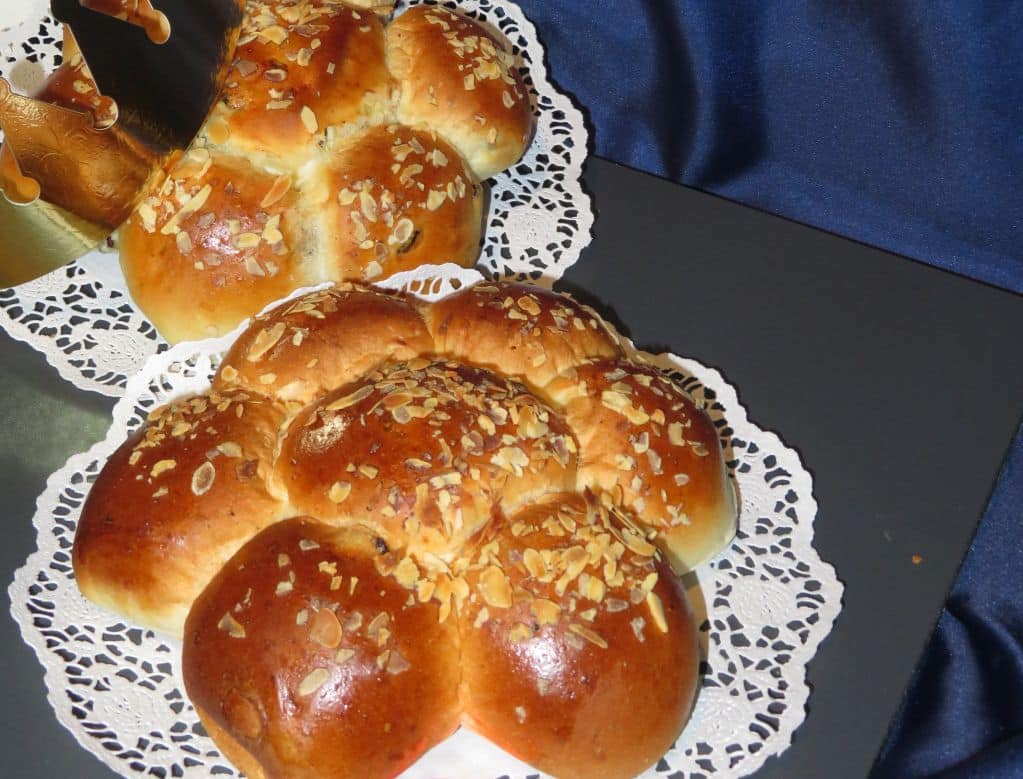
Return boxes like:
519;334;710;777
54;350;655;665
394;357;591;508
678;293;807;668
160;185;212;235
568;623;608;649
328;481;352;504
359;190;378;222
335;647;356;664
206;118;230;145
150;459;176;478
218;612;246;638
523;548;547;579
300;105;318;134
393;557;419;589
478;565;513;608
646;591;669;633
621;529;657;558
668;422;685;446
508;623;532;642
189;461;215;496
386;650;411;675
630;616;647;642
641;571;659;593
298;667;330;697
530;598;561;626
260;174;292;208
310;608;343;648
246;321;287;362
326;384;374;411
426;189;446;211
175;231;193;255
217;441;242;458
392;217;414;245
517;296;541;316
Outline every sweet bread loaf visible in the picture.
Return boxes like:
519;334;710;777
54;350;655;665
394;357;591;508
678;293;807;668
73;280;737;778
117;1;532;342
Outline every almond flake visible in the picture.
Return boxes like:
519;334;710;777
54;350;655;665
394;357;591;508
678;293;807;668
426;189;446;211
478;565;512;608
310;609;343;648
300;106;318;134
569;622;608;649
190;461;216;496
335;647;356;664
646;591;669;633
247;321;286;361
150;459;176;478
328;481;352;503
298;667;330;696
217;441;242;458
217;612;246;638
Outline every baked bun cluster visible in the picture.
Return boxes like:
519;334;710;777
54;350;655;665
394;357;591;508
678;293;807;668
119;1;533;343
73;281;738;779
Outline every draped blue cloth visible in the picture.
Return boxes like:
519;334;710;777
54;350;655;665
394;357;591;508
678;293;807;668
512;1;1023;775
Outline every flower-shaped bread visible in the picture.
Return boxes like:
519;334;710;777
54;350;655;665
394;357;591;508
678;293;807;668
119;1;534;343
73;281;738;779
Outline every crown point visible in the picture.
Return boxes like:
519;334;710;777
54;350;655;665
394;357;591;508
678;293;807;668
79;0;172;45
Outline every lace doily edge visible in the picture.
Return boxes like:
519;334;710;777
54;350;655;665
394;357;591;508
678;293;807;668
8;334;844;778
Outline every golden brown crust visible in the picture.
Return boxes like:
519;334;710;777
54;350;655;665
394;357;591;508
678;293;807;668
308;123;484;281
458;493;700;779
276;359;577;558
183;517;461;779
214;284;434;406
73;389;288;636
423;281;623;392
386;5;534;179
73;281;735;779
119;149;306;343
206;1;395;167
546;358;738;572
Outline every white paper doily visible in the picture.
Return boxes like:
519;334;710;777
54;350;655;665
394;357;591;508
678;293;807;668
10;270;843;779
0;0;594;397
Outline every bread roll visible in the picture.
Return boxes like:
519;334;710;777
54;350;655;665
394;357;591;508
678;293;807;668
276;359;577;558
183;517;461;779
214;283;434;406
202;2;394;169
386;5;534;179
119;149;306;342
546;358;737;572
458;493;699;779
114;1;533;343
73;389;288;635
305;123;484;282
72;281;736;778
423;281;623;391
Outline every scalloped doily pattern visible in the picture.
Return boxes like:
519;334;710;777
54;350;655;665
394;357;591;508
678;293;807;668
10;273;843;779
0;0;594;397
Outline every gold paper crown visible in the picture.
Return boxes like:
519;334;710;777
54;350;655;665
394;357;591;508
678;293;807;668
0;0;242;286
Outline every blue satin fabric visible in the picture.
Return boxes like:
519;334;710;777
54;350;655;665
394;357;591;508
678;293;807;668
511;1;1023;775
516;0;1023;293
873;428;1023;778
